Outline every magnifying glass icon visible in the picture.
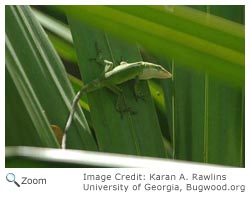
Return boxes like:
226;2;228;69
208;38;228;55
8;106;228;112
6;173;20;187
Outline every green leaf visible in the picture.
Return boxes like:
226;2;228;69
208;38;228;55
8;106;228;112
33;9;168;154
67;17;166;157
6;5;244;167
171;5;244;166
204;5;244;166
33;9;77;63
55;5;244;87
6;41;58;147
5;5;97;150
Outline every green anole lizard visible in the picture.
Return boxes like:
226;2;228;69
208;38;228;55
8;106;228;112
62;60;172;149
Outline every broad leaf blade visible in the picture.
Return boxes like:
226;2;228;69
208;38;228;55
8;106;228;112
6;41;58;147
171;5;244;167
67;17;166;157
56;5;244;87
5;5;97;150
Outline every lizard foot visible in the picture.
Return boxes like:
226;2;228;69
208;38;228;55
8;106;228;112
116;106;137;119
134;90;146;102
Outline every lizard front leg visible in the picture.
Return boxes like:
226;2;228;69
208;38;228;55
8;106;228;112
106;85;136;118
89;42;114;73
133;76;145;101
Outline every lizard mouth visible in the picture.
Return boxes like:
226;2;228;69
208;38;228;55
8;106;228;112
160;67;172;78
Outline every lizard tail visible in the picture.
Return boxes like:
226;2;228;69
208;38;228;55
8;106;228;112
62;85;88;149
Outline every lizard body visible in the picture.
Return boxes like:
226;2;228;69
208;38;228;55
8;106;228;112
62;60;172;148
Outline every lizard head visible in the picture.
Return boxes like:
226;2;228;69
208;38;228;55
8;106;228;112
139;62;172;80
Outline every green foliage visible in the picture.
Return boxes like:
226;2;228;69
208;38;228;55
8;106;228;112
5;5;97;150
5;5;244;167
55;5;244;87
67;17;166;157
